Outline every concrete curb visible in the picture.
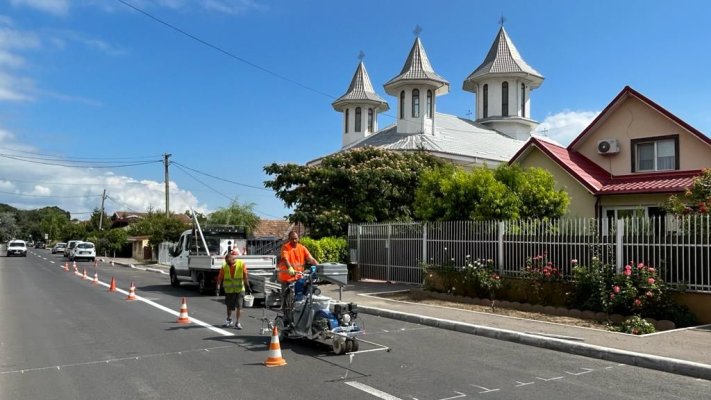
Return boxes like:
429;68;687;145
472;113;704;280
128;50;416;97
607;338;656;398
361;305;711;381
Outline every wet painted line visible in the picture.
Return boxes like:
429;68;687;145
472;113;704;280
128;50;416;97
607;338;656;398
345;381;402;400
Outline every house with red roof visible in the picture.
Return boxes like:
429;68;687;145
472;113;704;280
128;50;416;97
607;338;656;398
510;86;711;218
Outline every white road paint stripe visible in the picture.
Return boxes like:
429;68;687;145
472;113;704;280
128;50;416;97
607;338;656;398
344;381;403;400
52;260;234;337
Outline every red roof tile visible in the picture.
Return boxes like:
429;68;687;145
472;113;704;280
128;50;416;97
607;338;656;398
599;170;701;194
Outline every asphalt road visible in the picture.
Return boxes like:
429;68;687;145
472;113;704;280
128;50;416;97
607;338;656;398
1;250;709;400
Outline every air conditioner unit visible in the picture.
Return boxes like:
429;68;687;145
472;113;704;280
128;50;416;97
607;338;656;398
597;139;620;155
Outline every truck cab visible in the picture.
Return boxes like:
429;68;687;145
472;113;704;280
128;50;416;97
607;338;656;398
169;225;276;297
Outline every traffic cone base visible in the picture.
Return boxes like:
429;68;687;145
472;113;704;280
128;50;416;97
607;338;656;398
108;277;116;292
92;272;98;284
176;297;190;324
126;282;137;300
64;262;69;272
82;269;88;280
264;326;287;367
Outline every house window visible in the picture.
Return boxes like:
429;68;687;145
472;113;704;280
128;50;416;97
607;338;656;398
399;91;405;119
483;84;488;118
345;109;349;133
355;107;362;132
502;81;509;117
631;136;679;172
602;206;668;235
426;90;433;118
412;89;420;118
521;83;526;118
367;108;374;132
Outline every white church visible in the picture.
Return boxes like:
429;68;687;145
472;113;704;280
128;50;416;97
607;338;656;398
311;25;545;168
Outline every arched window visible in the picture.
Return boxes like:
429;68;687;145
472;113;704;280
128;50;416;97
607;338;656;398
502;81;509;117
426;90;433;118
367;108;374;132
412;89;420;118
483;84;488;118
345;109;349;133
355;107;362;132
399;91;405;119
521;83;526;118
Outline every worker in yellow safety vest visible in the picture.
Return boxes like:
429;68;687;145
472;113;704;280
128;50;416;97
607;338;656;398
216;253;249;329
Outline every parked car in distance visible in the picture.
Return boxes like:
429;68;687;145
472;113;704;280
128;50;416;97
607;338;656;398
64;240;79;258
7;240;28;257
52;242;67;254
70;241;95;262
34;241;46;249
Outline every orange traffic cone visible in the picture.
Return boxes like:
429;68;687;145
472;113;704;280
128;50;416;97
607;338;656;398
176;297;190;324
126;282;137;300
64;262;69;272
73;260;77;270
264;326;287;367
82;268;88;280
108;277;116;292
92;271;99;284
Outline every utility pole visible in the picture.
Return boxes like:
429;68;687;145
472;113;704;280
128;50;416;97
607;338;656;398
164;153;172;217
99;189;107;230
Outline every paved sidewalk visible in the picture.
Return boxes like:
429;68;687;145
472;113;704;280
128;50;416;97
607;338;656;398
107;257;711;381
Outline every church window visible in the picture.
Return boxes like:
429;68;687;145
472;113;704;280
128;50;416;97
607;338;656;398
426;90;433;118
355;107;362;132
345;109;349;133
521;83;526;118
483;84;488;118
412;89;420;118
367;108;374;132
399;91;405;119
502;81;509;117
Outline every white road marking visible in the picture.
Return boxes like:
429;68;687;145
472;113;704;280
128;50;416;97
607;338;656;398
52;260;234;337
439;391;466;400
565;368;594;376
536;376;564;381
470;384;500;393
345;381;403;400
514;381;535;387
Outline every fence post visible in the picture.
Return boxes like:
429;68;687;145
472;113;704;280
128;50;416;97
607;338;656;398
422;222;427;266
497;221;505;273
616;219;625;273
386;224;392;282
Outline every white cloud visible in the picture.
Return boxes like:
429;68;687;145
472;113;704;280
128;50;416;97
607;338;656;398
10;0;70;16
201;0;265;15
0;125;208;219
534;110;600;146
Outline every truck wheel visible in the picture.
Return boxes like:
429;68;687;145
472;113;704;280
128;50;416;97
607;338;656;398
350;339;359;352
332;338;346;355
170;268;180;287
275;316;288;341
198;273;208;295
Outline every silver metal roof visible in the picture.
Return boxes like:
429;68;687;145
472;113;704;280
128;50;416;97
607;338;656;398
332;62;389;112
463;26;543;92
344;112;525;162
384;37;449;95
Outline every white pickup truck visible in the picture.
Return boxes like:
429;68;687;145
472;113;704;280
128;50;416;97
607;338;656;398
169;224;278;297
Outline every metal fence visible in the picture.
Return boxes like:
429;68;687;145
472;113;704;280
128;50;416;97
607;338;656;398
348;215;711;293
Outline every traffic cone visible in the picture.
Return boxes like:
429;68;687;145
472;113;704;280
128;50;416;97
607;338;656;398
110;259;114;267
264;326;287;367
176;297;190;324
82;268;88;280
108;277;116;292
92;272;98;284
64;262;69;272
126;281;137;300
94;259;98;268
73;260;77;270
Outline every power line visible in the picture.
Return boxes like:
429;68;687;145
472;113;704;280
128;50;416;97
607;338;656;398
0;190;103;199
171;161;270;191
105;195;143;213
116;0;335;100
0;177;156;187
0;153;162;168
0;147;163;161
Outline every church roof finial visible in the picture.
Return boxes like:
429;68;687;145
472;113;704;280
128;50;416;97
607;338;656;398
499;13;506;27
358;50;365;62
413;24;423;37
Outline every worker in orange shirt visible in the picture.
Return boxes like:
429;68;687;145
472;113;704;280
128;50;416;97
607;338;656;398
278;231;319;284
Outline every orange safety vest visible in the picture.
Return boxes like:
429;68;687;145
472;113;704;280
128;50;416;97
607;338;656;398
277;242;312;283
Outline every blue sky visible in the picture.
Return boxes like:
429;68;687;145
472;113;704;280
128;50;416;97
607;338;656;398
1;0;711;221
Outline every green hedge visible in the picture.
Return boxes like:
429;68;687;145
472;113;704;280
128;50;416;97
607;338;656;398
299;236;348;264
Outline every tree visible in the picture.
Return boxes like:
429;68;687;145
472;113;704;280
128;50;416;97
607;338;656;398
414;166;520;220
127;210;190;245
264;147;444;237
207;200;260;233
413;164;569;221
665;169;711;215
89;208;110;232
40;208;71;243
0;212;18;242
89;228;128;257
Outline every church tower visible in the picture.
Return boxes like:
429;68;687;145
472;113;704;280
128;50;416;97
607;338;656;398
383;35;449;136
332;60;389;148
463;26;544;140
